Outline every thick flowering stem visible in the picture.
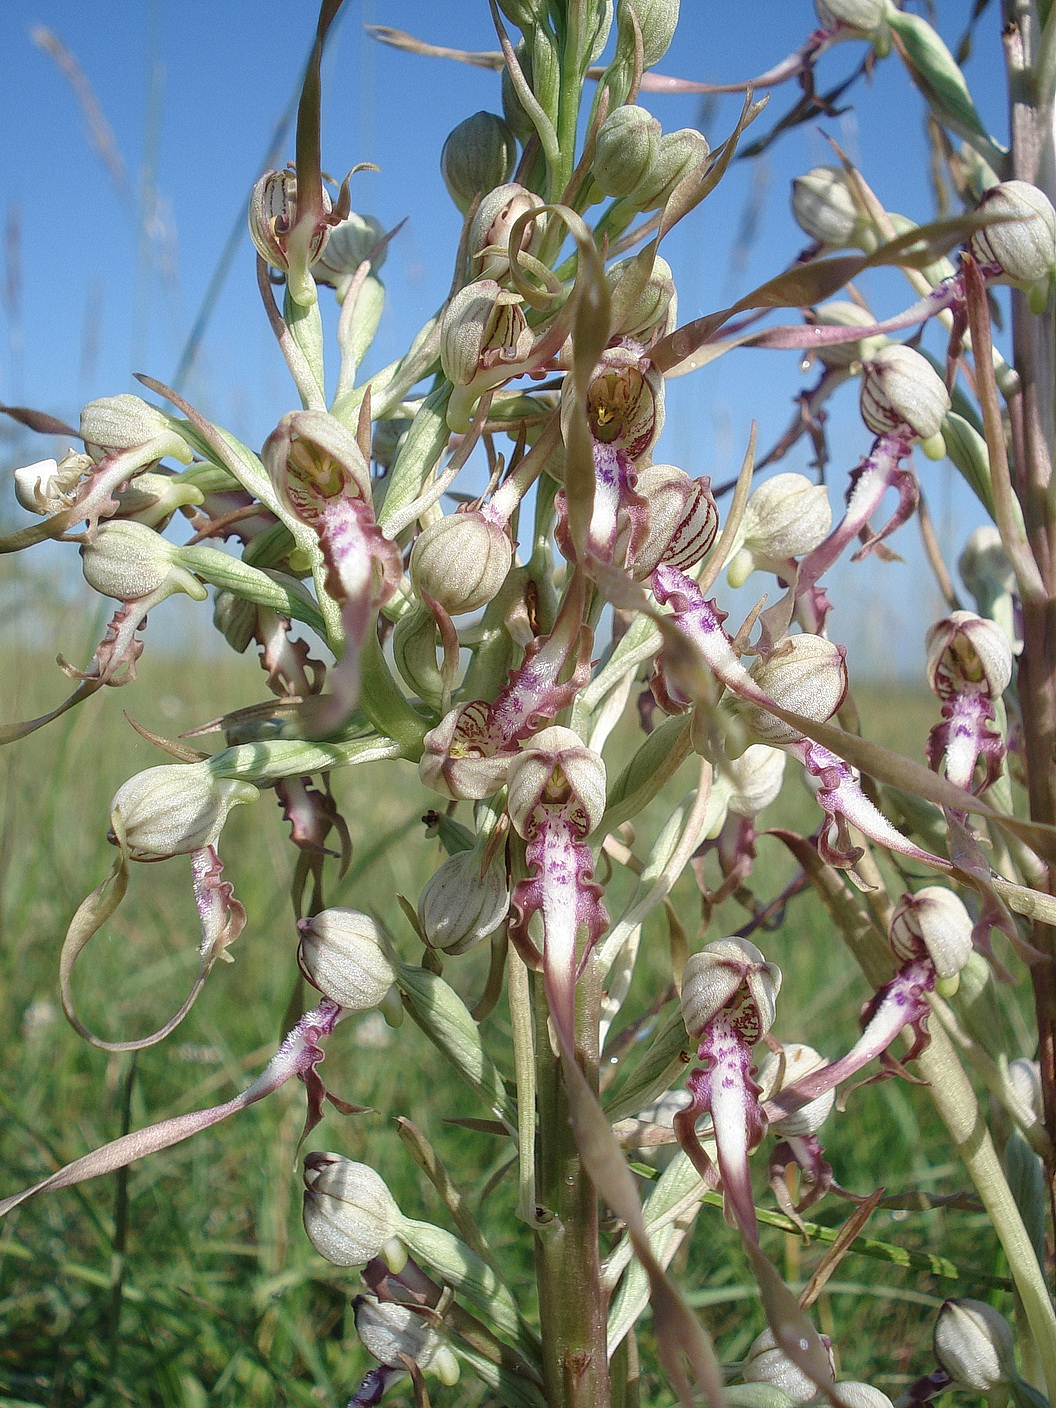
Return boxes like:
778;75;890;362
766;958;936;1124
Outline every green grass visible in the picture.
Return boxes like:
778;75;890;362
0;597;1027;1406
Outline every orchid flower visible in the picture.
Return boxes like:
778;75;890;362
0;999;356;1219
506;727;608;1042
263;409;401;729
419;576;592;800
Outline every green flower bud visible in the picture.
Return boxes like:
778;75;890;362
353;1296;461;1385
506;727;607;837
468;182;545;282
501;45;537;144
113;470;204;528
606;254;677;340
441;112;518;215
632;127;710;211
314;211;388;301
792;167;868;249
594;105;662;199
80;520;207;603
621;0;680;67
418;847;510;954
815;0;888;33
828;1385;894;1408
757;1042;834;1137
680;938;781;1043
302;1154;404;1268
889;886;973;986
724;744;788;819
970;180;1056;291
933;1299;1017;1393
213;590;258;655
410;511;514;616
809;300;889;369
80;394;193;462
248;168;332;276
109;762;258;861
959;526;1015;618
859;344;951;442
743;1327;834;1402
926;610;1012;703
297;909;396;1010
13;451;93;515
742;636;848;745
727;473;832;586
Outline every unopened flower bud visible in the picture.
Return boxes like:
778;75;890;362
792;166;867;248
622;0;680;66
80;520;206;602
959;527;1015;614
469;182;545;281
410;511;513;616
859;345;951;443
113;470;204;528
741;636;848;745
632;127;710;211
440;281;532;390
109;762;258;861
680;938;782;1044
724;745;788;818
302;1154;404;1267
606;254;677;340
624;464;717;577
757;1042;834;1137
501;45;538;144
728;473;832;586
441;111;518;214
926;610;1012;702
248;168;332;275
889;886;974;985
586;344;664;459
593;105;662;199
80;394;193;462
13;451;93;515
353;1296;461;1385
743;1327;835;1403
297;909;396;1010
827;1385;894;1408
506;727;607;838
970;180;1056;294
933;1299;1016;1393
815;0;888;33
314;211;388;300
1007;1058;1041;1120
809;301;889;369
418;847;510;954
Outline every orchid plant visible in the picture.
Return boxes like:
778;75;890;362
6;1;1056;1405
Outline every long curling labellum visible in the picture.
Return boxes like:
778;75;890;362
506;727;608;1043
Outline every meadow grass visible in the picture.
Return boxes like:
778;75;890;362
0;594;1020;1406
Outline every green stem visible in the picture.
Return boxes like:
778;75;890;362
533;972;610;1408
916;1019;1056;1403
358;629;428;757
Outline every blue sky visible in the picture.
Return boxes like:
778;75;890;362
0;1;1012;678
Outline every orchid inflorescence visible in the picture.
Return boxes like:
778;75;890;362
5;1;1056;1404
